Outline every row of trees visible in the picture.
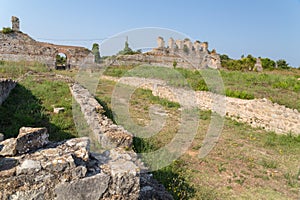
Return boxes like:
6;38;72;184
220;54;291;71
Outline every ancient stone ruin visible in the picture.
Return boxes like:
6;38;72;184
0;17;94;69
253;57;263;72
107;36;222;69
102;75;300;136
0;126;173;199
0;78;17;105
11;16;20;32
0;80;173;199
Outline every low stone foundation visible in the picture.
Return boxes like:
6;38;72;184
70;83;133;149
102;76;300;135
0;127;173;199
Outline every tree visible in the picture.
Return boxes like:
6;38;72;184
56;54;66;65
276;59;290;69
92;43;101;63
261;58;276;69
118;41;135;55
183;44;189;54
117;41;142;55
220;54;230;61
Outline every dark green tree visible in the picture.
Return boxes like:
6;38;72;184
261;58;276;69
92;43;101;63
118;41;135;55
183;44;189;54
276;59;290;69
220;54;230;61
56;54;66;65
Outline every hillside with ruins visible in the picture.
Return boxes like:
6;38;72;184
106;37;222;69
0;15;300;200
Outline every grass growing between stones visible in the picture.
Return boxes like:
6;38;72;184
95;78;300;200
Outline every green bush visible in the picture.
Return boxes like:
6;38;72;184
173;60;177;69
2;27;14;34
225;89;254;99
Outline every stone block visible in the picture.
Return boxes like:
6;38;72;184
0;138;17;156
16;127;49;154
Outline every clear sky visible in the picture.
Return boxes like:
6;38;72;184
1;0;300;67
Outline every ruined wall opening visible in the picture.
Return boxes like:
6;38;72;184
55;53;69;70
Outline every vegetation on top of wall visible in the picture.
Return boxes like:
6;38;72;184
117;41;142;55
1;27;14;34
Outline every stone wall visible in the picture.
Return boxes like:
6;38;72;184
0;78;17;105
69;82;173;199
102;76;300;135
105;37;221;70
0;83;173;199
0;17;94;68
70;83;133;149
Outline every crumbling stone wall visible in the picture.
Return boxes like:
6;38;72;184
0;78;16;105
101;76;300;135
69;83;173;199
0;100;173;199
70;83;133;149
0;17;94;68
106;36;221;69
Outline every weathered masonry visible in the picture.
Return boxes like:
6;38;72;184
0;78;16;105
106;37;222;69
0;16;94;68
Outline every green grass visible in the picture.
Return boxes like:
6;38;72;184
0;73;76;141
1;61;299;199
0;60;49;78
95;78;300;200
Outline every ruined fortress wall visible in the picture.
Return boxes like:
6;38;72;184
105;37;221;69
0;79;16;105
0;31;94;68
102;76;300;135
107;54;199;69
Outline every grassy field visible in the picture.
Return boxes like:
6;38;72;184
94;78;300;200
0;61;76;141
1;61;300;199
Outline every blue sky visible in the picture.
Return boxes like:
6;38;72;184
1;0;300;67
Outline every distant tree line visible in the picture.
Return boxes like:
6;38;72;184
220;54;291;71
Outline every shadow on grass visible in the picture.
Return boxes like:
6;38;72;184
133;137;196;200
95;96;116;123
0;83;74;141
